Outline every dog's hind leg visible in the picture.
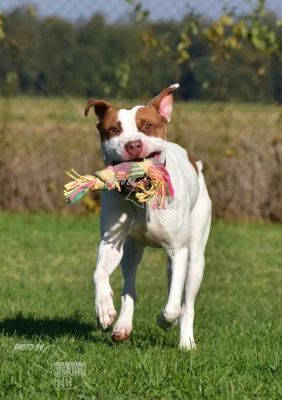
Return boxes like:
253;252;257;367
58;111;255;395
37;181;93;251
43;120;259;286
157;255;179;330
179;173;211;350
158;247;189;330
112;238;144;342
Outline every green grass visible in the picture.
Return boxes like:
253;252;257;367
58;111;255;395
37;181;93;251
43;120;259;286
0;213;281;399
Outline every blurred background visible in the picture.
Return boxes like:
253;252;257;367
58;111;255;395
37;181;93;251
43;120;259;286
0;0;282;221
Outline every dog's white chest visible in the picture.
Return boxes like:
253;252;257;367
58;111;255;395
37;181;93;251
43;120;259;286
128;209;170;248
101;142;200;250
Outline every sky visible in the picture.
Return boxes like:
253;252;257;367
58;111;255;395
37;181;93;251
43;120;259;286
1;0;281;22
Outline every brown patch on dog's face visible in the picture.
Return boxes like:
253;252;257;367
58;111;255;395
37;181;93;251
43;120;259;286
97;108;123;143
135;106;167;140
85;99;123;143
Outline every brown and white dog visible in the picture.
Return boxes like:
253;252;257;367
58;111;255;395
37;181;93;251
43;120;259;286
85;84;211;349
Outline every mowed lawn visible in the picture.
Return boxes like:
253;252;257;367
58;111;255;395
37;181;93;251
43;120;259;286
0;213;281;399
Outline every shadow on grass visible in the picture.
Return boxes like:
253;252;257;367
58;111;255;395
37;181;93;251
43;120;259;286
0;313;178;348
0;313;95;339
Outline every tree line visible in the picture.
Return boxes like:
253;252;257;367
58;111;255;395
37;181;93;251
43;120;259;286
1;6;282;102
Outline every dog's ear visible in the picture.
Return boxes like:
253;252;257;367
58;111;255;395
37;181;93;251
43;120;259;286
85;99;113;119
148;83;179;122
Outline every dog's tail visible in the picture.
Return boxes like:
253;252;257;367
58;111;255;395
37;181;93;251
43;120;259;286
196;160;203;172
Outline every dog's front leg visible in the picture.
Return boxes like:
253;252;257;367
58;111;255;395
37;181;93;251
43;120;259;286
158;248;189;328
94;239;124;329
112;238;144;342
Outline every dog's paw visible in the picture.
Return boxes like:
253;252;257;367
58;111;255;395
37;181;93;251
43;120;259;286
111;327;131;342
95;290;117;329
179;338;196;351
111;319;132;342
157;311;179;331
157;307;180;331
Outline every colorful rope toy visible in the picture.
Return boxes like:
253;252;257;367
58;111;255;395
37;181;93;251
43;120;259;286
64;158;174;209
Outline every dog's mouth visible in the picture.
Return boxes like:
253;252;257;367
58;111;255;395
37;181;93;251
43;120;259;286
111;151;161;166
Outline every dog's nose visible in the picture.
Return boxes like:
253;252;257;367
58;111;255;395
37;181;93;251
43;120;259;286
125;140;143;158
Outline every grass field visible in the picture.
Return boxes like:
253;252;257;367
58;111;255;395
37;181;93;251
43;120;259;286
0;213;281;399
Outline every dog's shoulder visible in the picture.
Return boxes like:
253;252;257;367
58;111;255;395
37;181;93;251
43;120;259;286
166;142;200;176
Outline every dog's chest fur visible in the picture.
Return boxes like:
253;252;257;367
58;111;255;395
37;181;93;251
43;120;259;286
101;142;200;250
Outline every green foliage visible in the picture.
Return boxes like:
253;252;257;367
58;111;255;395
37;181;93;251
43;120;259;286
0;12;5;40
134;0;282;101
175;0;280;63
125;0;150;22
1;3;282;101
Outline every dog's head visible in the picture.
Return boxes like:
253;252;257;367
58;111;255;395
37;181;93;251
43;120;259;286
85;84;179;166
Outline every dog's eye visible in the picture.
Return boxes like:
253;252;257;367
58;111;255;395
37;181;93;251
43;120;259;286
145;124;153;130
110;127;120;134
